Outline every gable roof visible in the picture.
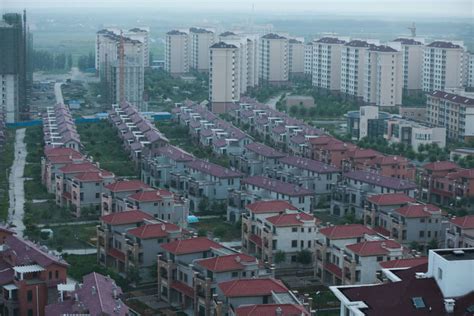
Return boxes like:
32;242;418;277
344;171;417;190
319;224;376;240
243;176;314;196
279;156;339;173
367;193;416;206
379;257;428;269
161;237;223;255
127;189;173;202
100;210;154;225
235;304;310;316
423;161;459;172
394;204;441;218
127;222;180;239
185;159;243;178
450;215;474;229
266;212;318;227
346;240;402;256
218;278;288;297
104;180;150;192
245;142;286;158
246;200;298;214
195;253;257;272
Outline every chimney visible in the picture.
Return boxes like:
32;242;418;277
275;306;283;316
444;298;455;314
91;286;96;295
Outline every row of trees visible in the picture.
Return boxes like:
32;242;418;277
32;50;73;71
357;137;449;162
77;52;95;71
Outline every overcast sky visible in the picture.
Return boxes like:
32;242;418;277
2;0;473;18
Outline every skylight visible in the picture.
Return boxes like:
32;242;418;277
412;297;426;309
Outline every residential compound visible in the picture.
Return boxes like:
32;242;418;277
426;90;474;142
95;27;148;109
0;11;31;123
0;227;69;316
331;248;474;316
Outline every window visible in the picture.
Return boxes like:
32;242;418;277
291;240;297;248
292;227;297;232
49;271;52;279
419;231;425;238
231;272;238;278
377;256;384;262
27;290;33;302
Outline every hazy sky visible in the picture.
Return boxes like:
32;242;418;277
3;0;474;18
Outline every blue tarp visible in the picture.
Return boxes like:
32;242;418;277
187;215;199;223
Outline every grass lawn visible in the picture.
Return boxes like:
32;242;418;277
62;254;129;290
0;129;15;221
23;200;74;225
26;223;97;251
77;121;137;177
189;217;241;242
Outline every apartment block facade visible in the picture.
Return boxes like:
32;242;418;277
288;39;305;76
165;30;189;75
392;38;425;91
259;33;289;84
312;37;346;91
189;27;214;72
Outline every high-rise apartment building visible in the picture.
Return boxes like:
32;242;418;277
392;38;425;92
289;39;305;76
312;37;346;91
422;41;467;92
96;29;145;109
209;42;240;113
364;45;403;107
246;35;260;89
0;11;31;123
259;33;289;85
189;27;215;72
165;30;189;75
304;41;314;76
427;90;474;142
341;40;373;98
468;53;474;88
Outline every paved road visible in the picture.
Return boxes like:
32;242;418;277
267;92;288;109
36;220;99;228
54;82;64;104
8;129;27;237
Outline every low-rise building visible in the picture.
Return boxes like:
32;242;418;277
232;142;287;176
331;248;474;316
54;161;115;217
445;215;474;248
170;159;243;213
41;147;85;194
331;170;418;218
45;272;129;316
0;227;69;316
101;180;151;215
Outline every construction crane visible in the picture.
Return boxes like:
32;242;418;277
119;31;125;105
408;22;416;38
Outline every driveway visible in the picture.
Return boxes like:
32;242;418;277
8;128;27;237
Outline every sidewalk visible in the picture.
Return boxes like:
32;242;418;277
7;128;27;237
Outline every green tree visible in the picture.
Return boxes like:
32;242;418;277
297;249;312;265
427;239;439;250
126;266;142;285
274;250;286;264
198;197;210;213
213;225;227;239
197;229;207;237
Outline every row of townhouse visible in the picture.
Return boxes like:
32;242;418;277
42;103;81;151
108;102;169;163
157;236;312;316
419;161;474;205
307;37;472;101
96;209;189;278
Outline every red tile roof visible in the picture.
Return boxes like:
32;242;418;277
395;204;440;218
324;262;342;278
161;237;223;255
104;180;151;192
100;210;154;225
246;200;298;214
450;215;474;229
196;253;257;272
319;224;376;240
423;161;459;172
372;226;391;237
170;281;194;297
236;304;310;316
248;234;263;246
346;240;402;256
266;212;317;227
379;257;428;269
127;189;172;202
107;248;125;261
74;171;114;182
372;155;408;165
127;222;180;239
44;147;82;158
59;162;99;174
367;193;416;206
218;278;288;297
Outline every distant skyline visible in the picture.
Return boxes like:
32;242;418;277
3;0;474;18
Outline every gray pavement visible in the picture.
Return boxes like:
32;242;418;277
8;128;27;237
54;82;64;104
